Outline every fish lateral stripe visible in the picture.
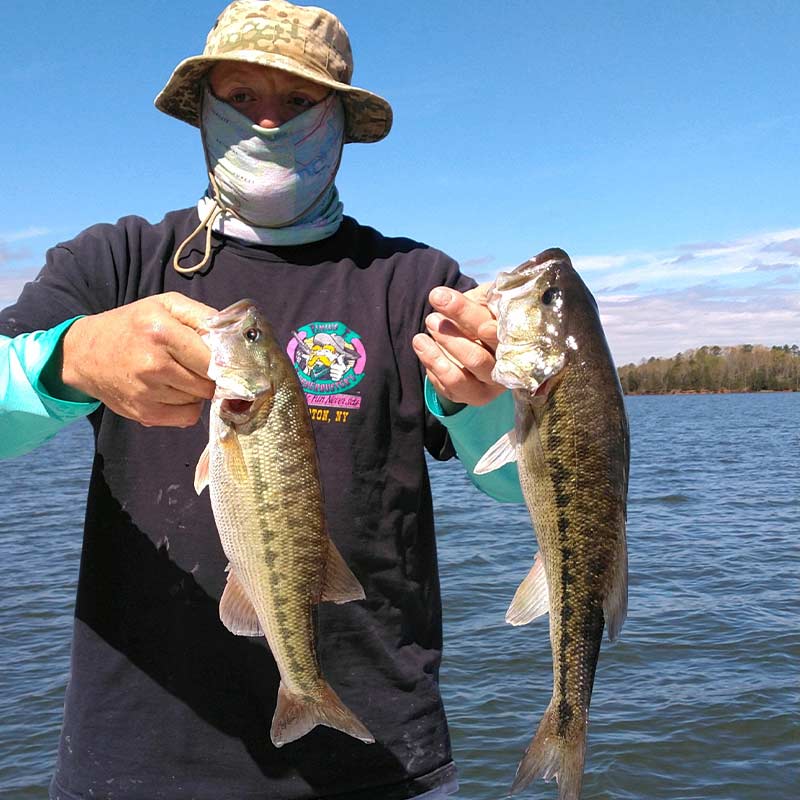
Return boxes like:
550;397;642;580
487;249;630;796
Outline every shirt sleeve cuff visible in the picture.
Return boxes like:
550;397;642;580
424;379;524;504
19;317;100;418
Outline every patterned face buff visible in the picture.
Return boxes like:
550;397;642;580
201;88;345;228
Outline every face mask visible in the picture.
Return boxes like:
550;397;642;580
201;89;345;228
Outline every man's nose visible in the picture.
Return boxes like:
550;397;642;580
250;99;289;128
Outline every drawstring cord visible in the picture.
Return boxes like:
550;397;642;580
172;173;232;275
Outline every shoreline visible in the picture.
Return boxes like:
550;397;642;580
623;388;798;396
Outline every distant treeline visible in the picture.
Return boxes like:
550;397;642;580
617;344;800;394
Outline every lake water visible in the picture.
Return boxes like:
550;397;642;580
1;393;797;799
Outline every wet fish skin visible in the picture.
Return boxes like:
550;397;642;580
477;249;629;799
195;299;373;748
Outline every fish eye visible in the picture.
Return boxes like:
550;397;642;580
244;327;261;343
542;287;561;306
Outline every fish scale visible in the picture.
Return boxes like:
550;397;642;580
535;364;623;726
196;299;374;747
210;386;325;692
475;250;628;799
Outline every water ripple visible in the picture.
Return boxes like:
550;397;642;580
1;395;798;798
435;393;799;800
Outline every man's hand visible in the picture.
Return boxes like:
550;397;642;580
412;284;503;408
62;293;218;427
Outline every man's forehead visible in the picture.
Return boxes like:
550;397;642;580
212;62;304;83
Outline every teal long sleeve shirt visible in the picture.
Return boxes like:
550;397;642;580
0;319;523;505
0;318;99;459
424;380;524;504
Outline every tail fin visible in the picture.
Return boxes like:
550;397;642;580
270;680;374;747
510;700;586;800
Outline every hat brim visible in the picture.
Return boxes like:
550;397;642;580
155;52;392;144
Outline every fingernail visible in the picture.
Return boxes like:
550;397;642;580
431;288;451;307
426;312;443;332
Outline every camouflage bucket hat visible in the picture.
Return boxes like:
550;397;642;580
155;0;392;144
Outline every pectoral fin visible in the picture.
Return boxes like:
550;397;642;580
194;444;211;495
220;428;249;484
219;566;263;636
506;551;549;626
474;429;518;475
319;539;366;604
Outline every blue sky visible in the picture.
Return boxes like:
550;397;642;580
2;0;798;363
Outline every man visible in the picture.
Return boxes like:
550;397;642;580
0;2;521;797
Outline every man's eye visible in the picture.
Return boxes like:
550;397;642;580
289;96;314;109
230;91;252;104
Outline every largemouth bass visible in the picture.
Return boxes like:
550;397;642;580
475;249;629;798
194;299;373;748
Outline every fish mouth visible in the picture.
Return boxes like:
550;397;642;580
221;398;255;416
493;339;567;391
496;368;561;399
217;392;270;424
213;369;270;423
532;373;561;403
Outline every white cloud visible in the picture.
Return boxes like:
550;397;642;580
462;226;799;363
762;238;800;257
580;227;800;291
573;253;636;272
601;285;800;364
573;227;800;362
460;255;495;270
0;226;51;245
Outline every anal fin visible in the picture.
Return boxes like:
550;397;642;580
219;566;263;636
506;551;549;626
319;539;366;604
